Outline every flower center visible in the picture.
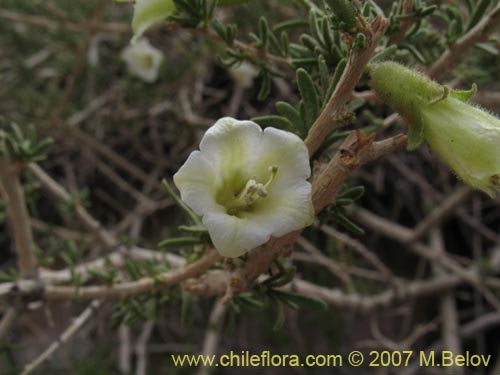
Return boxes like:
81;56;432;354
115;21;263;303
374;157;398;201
139;53;154;69
225;166;278;215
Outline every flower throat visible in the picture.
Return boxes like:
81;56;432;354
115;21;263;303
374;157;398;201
225;166;278;216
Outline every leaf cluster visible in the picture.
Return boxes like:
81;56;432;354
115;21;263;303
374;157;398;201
0;121;53;163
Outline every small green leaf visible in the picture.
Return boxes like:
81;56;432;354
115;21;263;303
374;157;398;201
325;0;358;33
338;185;365;201
300;34;318;52
252;115;293;130
180;290;194;327
467;0;492;30
273;19;309;33
417;5;437;18
265;268;296;288
401;43;427;64
158;236;200;248
335;198;354;206
323;58;347;107
353;32;366;49
178;225;208;233
258;17;269;49
275;102;301;126
318;55;330;90
371;45;397;63
332;211;365;235
124;258;142;281
235;293;265;310
271;290;328;311
272;302;285;331
206;0;218;20
296;68;320;125
226;24;237;44
280;32;289;57
475;42;499;56
257;74;272;101
211;19;227;40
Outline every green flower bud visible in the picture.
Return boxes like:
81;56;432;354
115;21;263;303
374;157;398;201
370;61;500;197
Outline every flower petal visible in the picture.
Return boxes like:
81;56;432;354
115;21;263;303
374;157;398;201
200;118;310;191
200;117;262;172
199;118;265;200
258;126;311;191
245;180;314;236
173;151;222;216
202;212;272;257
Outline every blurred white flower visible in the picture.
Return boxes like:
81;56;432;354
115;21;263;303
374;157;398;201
228;62;258;89
121;38;163;83
174;117;313;257
132;0;175;42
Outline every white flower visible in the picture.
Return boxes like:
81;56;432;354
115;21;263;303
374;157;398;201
131;0;175;43
228;62;258;89
121;38;163;83
174;117;314;257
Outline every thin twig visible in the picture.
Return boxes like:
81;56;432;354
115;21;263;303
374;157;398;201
287;276;463;312
304;16;389;155
198;299;227;375
135;321;155;375
21;300;102;375
352;208;500;311
431;229;463;375
0;307;18;345
0;157;37;278
428;1;500;79
410;186;472;242
44;249;222;300
28;163;117;249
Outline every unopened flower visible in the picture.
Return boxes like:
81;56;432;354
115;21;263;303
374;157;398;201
131;0;175;42
174;117;314;257
370;62;500;197
121;38;163;83
228;62;258;89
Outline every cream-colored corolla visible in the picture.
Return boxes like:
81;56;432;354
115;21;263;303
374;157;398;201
421;97;500;197
174;118;314;257
370;62;500;197
121;38;163;83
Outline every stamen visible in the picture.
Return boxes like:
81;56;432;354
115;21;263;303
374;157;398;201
225;166;279;215
264;165;279;188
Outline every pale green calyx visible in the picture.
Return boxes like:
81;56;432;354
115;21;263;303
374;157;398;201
173;118;314;257
370;61;500;197
131;0;175;43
